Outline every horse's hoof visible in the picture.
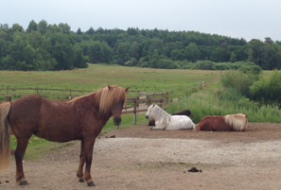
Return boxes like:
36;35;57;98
79;178;85;183
87;181;96;187
19;180;28;186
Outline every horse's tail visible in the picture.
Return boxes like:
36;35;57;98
0;102;11;170
194;123;201;131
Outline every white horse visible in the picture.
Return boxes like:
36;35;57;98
145;104;195;130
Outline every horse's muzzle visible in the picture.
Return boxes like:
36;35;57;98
114;117;121;127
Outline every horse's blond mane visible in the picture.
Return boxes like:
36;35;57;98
224;113;248;131
151;105;171;121
67;86;128;113
67;94;89;104
99;86;128;113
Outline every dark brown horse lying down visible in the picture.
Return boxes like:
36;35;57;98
0;85;129;187
148;109;192;126
195;113;248;131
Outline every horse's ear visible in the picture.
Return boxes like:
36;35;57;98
108;85;112;90
152;103;155;107
125;87;129;92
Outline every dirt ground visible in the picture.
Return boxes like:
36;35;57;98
1;122;281;190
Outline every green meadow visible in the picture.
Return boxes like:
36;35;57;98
0;64;220;96
1;64;280;159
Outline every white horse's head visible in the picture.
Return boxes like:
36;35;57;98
145;104;156;120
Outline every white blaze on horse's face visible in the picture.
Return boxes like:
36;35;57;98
145;104;155;119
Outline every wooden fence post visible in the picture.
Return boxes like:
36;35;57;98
133;99;137;125
159;99;163;107
69;89;72;100
6;96;11;102
147;96;151;106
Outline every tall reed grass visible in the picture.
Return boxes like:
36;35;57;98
167;87;281;123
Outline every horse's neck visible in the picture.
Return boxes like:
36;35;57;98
70;94;101;114
154;107;170;120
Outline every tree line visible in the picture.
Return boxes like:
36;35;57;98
0;20;281;71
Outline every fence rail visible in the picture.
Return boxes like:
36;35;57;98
0;87;169;124
0;87;94;100
124;92;170;124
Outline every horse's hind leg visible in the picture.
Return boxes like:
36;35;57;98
14;137;30;185
76;140;85;182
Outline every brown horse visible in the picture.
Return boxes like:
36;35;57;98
195;113;248;131
0;85;129;187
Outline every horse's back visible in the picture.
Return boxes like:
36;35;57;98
8;95;82;141
167;115;195;130
196;114;247;131
196;116;231;131
9;95;42;123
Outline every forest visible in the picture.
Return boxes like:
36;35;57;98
0;20;281;71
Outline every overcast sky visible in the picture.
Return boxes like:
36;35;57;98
0;0;280;41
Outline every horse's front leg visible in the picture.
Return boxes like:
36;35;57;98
15;137;30;185
83;138;96;186
76;140;85;182
151;126;165;130
151;120;166;130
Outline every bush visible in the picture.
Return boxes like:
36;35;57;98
250;70;281;105
192;61;215;70
157;58;179;69
174;60;193;69
125;58;138;66
214;63;231;70
238;64;262;75
221;71;257;97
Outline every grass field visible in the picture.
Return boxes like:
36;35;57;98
0;64;225;128
1;64;280;159
1;64;279;123
0;64;221;96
